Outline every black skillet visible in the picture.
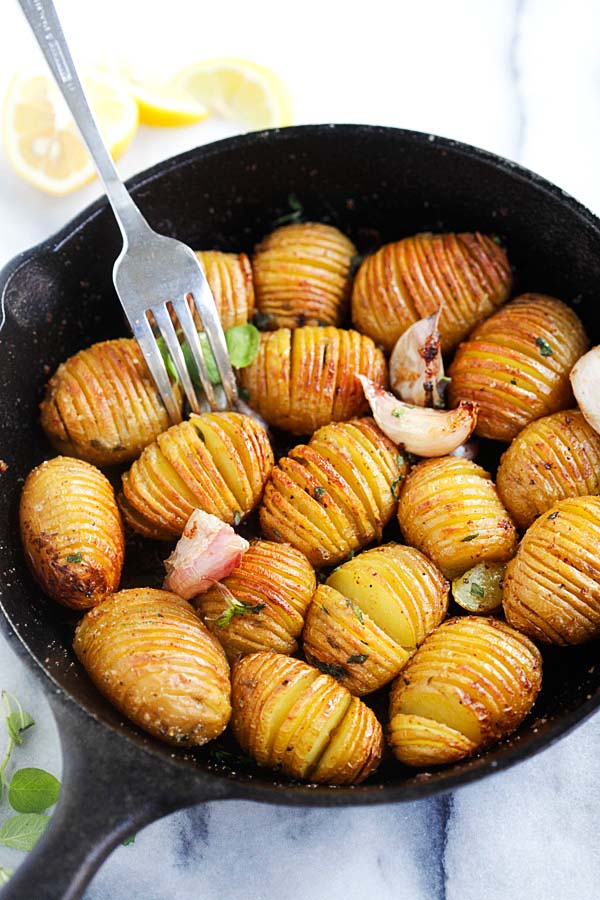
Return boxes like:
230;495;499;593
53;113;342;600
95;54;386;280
2;124;600;900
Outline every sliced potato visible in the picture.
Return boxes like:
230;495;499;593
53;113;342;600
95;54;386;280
452;562;505;614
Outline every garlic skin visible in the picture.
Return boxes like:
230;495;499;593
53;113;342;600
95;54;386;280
570;346;600;435
358;376;477;457
389;309;445;408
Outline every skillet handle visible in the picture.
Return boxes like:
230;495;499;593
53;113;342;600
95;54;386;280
2;691;223;900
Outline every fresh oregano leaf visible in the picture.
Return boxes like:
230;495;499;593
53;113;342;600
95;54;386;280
470;582;485;599
8;768;60;814
0;814;50;852
305;653;346;680
225;324;260;369
5;711;34;748
535;336;553;357
216;598;266;628
273;193;303;227
122;834;136;847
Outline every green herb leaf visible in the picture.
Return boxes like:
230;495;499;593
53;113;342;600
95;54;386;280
470;582;485;598
216;598;266;628
0;867;12;885
306;654;346;680
273;193;304;227
225;324;260;369
510;378;517;386
8;768;60;814
548;510;560;520
391;477;402;499
65;552;82;564
347;653;369;664
252;311;273;330
233;511;242;526
396;453;405;469
5;711;34;748
123;834;136;847
0;814;49;852
314;486;326;500
391;408;405;419
535;336;554;357
346;599;364;624
461;533;480;542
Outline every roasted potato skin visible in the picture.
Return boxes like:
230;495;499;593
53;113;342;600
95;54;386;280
119;412;274;540
196;540;316;662
351;232;511;354
239;326;387;434
194;250;255;329
448;294;589;442
397;456;517;579
231;652;383;784
260;417;406;567
19;456;124;609
388;616;542;766
40;338;182;466
252;222;357;328
74;588;231;746
496;409;600;531
503;496;600;645
302;544;449;695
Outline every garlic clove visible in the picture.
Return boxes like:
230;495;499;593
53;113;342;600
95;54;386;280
358;375;477;457
570;346;600;434
389;308;445;408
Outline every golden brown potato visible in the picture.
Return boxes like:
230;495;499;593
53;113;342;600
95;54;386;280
302;544;449;695
388;616;542;766
496;409;600;531
120;411;274;540
448;294;588;442
252;222;356;328
397;456;517;579
231;652;383;784
19;456;124;610
196;540;316;662
260;417;406;567
239;326;387;434
193;250;255;329
40;338;182;467
74;588;230;746
351;232;511;353
503;495;600;644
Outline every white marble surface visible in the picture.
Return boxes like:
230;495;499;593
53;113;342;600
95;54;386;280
2;0;600;897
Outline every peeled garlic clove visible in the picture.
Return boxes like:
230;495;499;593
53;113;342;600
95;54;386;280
358;375;477;457
570;346;600;434
389;309;445;408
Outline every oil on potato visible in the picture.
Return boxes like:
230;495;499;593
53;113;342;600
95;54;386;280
503;496;600;644
351;232;511;353
260;417;406;567
120;411;274;540
302;544;449;695
448;294;588;442
196;540;316;662
19;456;124;610
74;588;231;746
252;222;356;328
231;652;383;784
239;326;387;434
388;616;542;766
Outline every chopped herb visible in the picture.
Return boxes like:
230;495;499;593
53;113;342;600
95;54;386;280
535;336;554;357
347;653;369;665
492;235;502;245
252;311;273;330
272;529;282;540
470;582;485;598
510;378;517;386
209;747;254;767
65;552;83;565
346;598;364;624
306;654;346;680
123;834;136;846
314;486;326;500
273;193;304;227
233;511;242;526
461;533;480;542
548;510;560;520
391;477;402;499
216;598;266;628
396;453;405;469
321;605;330;615
238;386;250;401
391;408;405;419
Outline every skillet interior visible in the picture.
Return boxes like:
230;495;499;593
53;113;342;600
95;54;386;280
2;124;600;803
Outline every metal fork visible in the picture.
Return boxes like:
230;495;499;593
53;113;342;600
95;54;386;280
19;0;238;423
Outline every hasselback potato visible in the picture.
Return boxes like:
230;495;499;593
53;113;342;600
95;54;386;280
239;326;387;434
74;588;231;746
40;338;182;466
19;456;124;610
388;616;542;766
448;293;588;442
252;222;356;328
196;540;316;662
503;495;600;644
496;409;600;530
260;417;406;567
397;456;517;579
231;652;383;784
302;544;449;695
120;411;273;540
351;232;511;353
193;250;255;329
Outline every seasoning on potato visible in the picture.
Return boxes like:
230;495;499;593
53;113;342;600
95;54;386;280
19;455;124;610
448;293;588;442
351;231;511;354
496;409;600;531
452;562;505;614
252;221;356;329
119;411;274;540
74;588;231;746
239;326;387;434
260;417;406;567
231;652;383;784
193;250;255;330
397;456;517;579
302;544;449;695
388;616;542;766
503;495;600;645
196;540;316;662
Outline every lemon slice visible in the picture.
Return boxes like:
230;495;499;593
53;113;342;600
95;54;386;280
128;79;208;127
172;58;293;131
2;70;138;195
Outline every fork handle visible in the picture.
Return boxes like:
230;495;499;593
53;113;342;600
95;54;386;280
18;0;147;242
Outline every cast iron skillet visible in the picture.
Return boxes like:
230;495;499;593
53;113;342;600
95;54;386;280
2;124;600;900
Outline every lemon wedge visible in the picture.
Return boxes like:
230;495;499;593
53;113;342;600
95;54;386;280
172;58;292;131
2;70;138;195
102;62;208;127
